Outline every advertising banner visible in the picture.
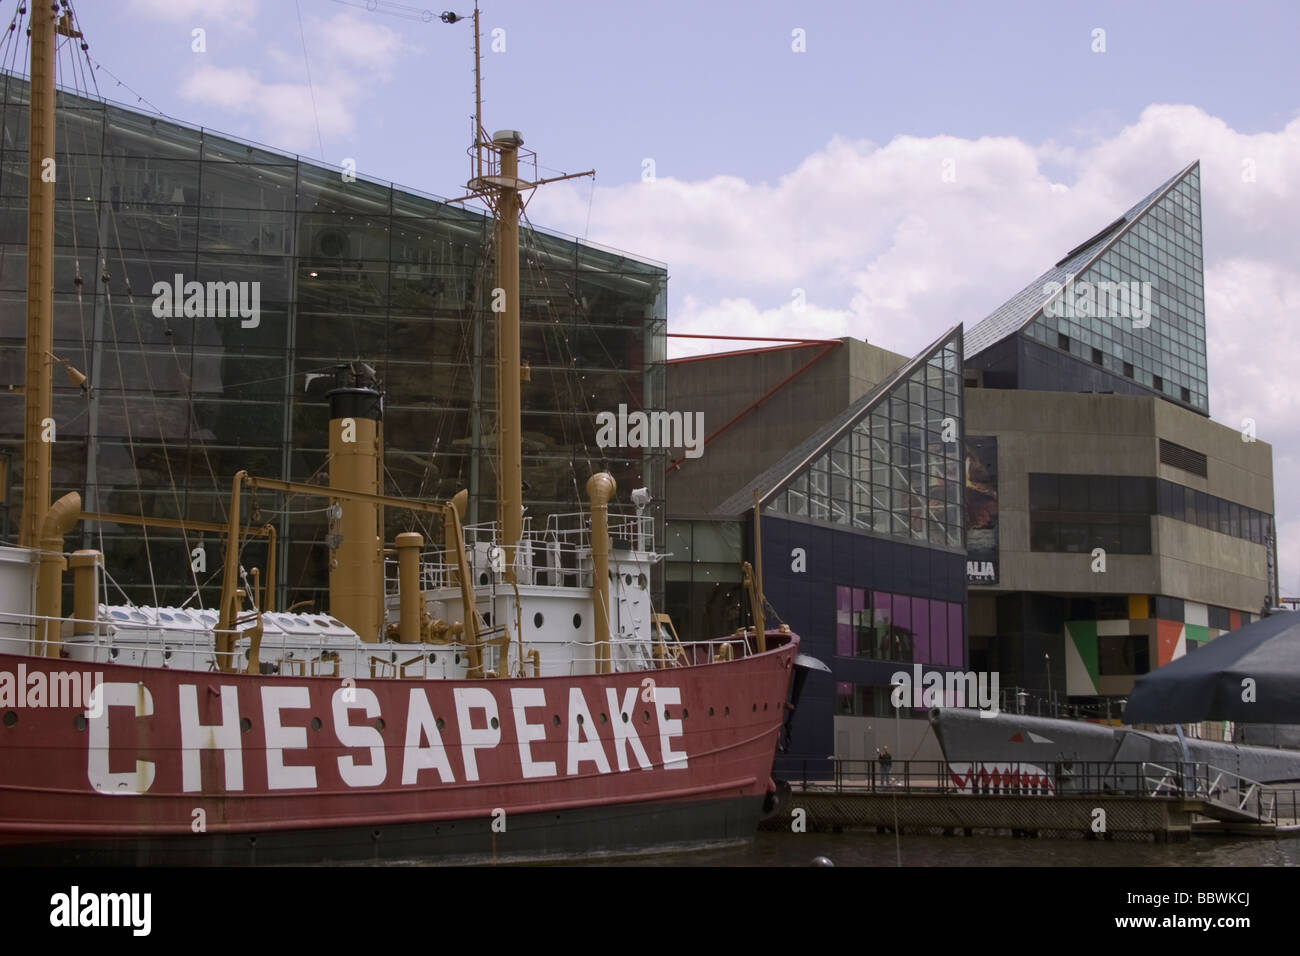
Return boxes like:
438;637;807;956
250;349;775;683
965;436;998;584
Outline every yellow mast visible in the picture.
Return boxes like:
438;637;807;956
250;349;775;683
493;130;524;580
19;5;56;548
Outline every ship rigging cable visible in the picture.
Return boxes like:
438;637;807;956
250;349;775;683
0;0;255;610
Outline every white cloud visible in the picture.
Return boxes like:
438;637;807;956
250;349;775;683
529;105;1300;592
171;11;407;156
128;0;258;28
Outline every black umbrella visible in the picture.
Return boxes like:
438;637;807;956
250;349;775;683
1124;610;1300;724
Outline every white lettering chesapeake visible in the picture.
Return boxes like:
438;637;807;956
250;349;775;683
454;687;500;782
87;682;156;794
566;687;611;775
260;686;316;790
178;684;244;792
401;689;455;784
605;687;652;771
510;687;556;779
654;686;688;770
332;687;386;788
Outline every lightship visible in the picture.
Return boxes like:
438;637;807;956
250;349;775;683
0;3;809;865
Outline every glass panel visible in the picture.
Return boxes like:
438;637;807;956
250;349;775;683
872;592;892;660
948;604;963;668
1028;474;1057;511
891;595;912;662
912;596;930;664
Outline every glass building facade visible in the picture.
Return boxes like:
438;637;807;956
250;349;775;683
0;77;667;610
965;162;1208;415
1023;165;1207;410
696;326;968;772
760;328;965;549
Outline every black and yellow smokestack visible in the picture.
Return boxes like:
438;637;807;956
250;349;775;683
327;364;383;641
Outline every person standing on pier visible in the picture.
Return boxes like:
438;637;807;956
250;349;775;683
878;745;893;787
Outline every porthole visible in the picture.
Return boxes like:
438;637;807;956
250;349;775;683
621;712;629;723
637;573;647;589
724;706;730;717
764;702;769;711
74;714;87;731
624;574;632;586
683;708;689;719
577;714;585;725
552;715;561;727
478;572;489;586
534;612;544;629
428;653;437;663
490;717;499;730
572;613;582;629
642;710;650;723
708;707;714;717
454;654;461;665
311;717;322;731
375;718;386;731
3;711;16;728
240;717;252;734
599;712;608;724
663;708;670;721
752;704;757;713
436;717;445;731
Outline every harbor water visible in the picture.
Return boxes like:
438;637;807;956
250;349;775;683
601;830;1300;866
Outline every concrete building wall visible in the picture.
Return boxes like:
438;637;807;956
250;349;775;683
666;339;905;514
1153;398;1274;514
1156;520;1268;610
966;388;1272;614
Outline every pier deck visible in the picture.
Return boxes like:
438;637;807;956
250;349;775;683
766;760;1300;841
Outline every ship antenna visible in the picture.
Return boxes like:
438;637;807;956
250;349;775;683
441;5;593;583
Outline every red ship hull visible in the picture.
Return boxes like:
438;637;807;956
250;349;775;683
0;635;798;864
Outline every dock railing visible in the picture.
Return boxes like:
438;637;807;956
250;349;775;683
783;758;1300;826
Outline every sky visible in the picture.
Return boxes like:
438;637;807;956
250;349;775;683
53;0;1300;594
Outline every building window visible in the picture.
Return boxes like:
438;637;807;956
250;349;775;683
1028;473;1154;554
1123;361;1134;378
835;587;963;666
1091;347;1103;366
1058;333;1070;352
836;683;901;717
1098;635;1150;676
763;331;964;549
1152;374;1164;392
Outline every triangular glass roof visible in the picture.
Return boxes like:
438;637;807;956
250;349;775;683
714;324;965;552
963;162;1197;360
